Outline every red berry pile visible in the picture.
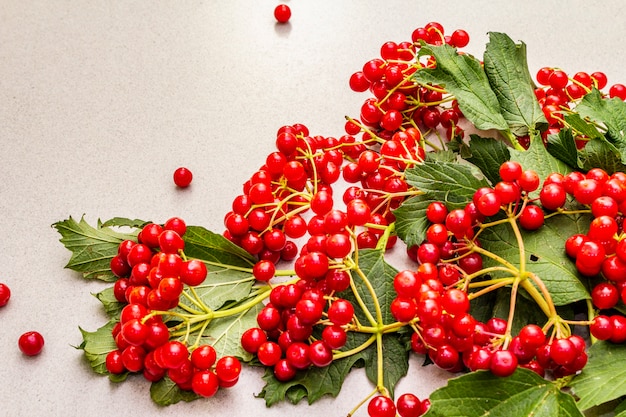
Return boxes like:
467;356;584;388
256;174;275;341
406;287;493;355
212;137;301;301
56;19;626;417
106;217;242;397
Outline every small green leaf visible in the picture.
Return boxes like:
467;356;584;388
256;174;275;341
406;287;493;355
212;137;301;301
414;43;508;132
569;341;626;410
100;217;150;229
54;216;138;282
182;225;257;267
546;129;580;169
150;377;199;406
483;32;548;136
465;135;511;185
394;194;434;248
78;321;118;375
424;368;583;417
404;160;490;208
94;287;125;320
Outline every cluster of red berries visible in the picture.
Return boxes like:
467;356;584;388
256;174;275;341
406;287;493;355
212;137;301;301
534;67;625;147
241;284;355;381
348;22;469;146
106;217;242;397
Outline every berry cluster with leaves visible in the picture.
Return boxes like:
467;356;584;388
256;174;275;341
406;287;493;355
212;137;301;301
55;20;626;417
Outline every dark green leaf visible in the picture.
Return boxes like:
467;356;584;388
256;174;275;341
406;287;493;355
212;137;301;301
546;129;580;169
479;212;591;306
569;341;626;410
424;368;583;417
404;161;490;208
483;32;548;136
465;135;511;185
257;332;369;406
78;321;118;375
94;287;125;320
564;113;604;140
576;89;626;162
579;137;626;175
414;43;508;131
394;194;434;248
183;225;257;267
54;216;138;282
150;377;199;406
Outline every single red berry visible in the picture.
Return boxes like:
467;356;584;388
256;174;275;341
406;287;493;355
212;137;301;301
173;167;193;188
18;331;45;356
274;4;291;23
0;283;11;307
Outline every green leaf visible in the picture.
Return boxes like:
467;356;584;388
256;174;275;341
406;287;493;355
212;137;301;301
576;89;626;163
404;160;490;208
564;113;604;140
546;129;580;169
569;341;626;410
424;368;583;417
579;137;626;175
94;287;125;320
350;249;410;395
351;249;399;326
150;377;199;406
510;134;572;187
182;225;257;267
394;194;434;248
194;302;263;362
483;32;548;136
100;217;150;229
414;43;508;131
479;212;591;306
465;135;511;185
176;270;256;313
257;332;370;406
78;321;119;375
54;216;138;282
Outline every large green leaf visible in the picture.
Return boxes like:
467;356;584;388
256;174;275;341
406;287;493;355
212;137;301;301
176;268;256;312
579;137;626;174
569;341;626;411
54;216;138;282
483;32;548;136
479;212;591;306
404;160;490;208
424;368;583;417
414;43;508;132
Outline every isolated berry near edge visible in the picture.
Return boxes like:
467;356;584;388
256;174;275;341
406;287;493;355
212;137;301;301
173;167;193;188
18;331;45;356
274;4;291;23
0;283;10;307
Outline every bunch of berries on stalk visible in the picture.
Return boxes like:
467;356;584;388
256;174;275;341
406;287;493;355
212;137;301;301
396;160;626;382
107;217;242;398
